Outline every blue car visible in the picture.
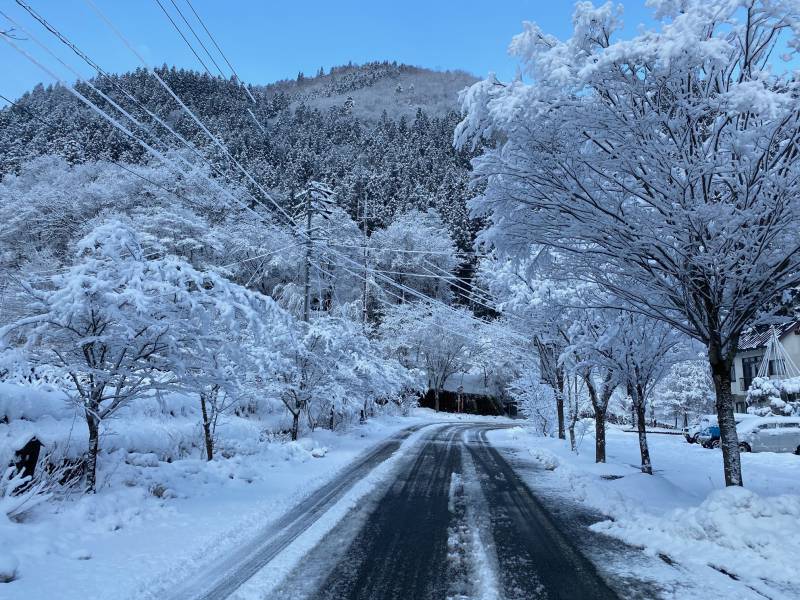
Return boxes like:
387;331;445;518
697;414;759;448
697;425;721;448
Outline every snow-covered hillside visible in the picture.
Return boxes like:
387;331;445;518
268;62;477;121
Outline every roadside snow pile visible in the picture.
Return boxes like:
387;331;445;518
0;552;19;583
282;439;329;462
593;486;800;588
527;447;559;470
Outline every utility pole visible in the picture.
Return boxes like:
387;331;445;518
295;181;335;324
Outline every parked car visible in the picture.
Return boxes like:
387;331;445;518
685;414;718;443
697;414;759;449
737;417;800;454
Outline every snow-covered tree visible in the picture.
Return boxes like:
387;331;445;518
178;302;293;461
656;360;714;429
1;220;286;490
565;309;622;463
279;315;415;439
508;370;556;436
379;301;481;411
370;209;459;306
456;1;800;486
589;312;686;474
478;250;588;440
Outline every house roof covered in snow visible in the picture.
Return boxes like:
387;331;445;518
737;320;800;351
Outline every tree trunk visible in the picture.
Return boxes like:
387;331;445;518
200;392;214;461
85;412;100;494
633;392;653;475
555;368;565;440
708;352;743;486
291;410;300;441
594;410;606;463
434;387;440;412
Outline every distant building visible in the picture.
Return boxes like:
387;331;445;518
731;321;800;413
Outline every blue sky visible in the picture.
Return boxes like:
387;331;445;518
0;1;655;103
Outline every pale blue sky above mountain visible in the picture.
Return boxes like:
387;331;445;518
0;1;655;103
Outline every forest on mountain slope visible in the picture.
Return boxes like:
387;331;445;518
0;61;480;248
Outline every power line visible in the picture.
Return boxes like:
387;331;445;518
152;0;212;74
167;0;225;78
91;1;528;344
328;241;488;258
84;0;289;226
150;0;266;134
182;0;257;103
9;1;257;210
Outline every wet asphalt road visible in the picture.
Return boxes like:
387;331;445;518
306;423;618;600
309;424;467;600
464;427;618;600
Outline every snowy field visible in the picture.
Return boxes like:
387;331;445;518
1;401;478;600
489;425;800;599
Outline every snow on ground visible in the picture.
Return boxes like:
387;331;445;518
488;424;800;599
0;400;475;600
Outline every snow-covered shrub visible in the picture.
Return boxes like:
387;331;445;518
746;377;781;416
747;377;800;416
0;467;49;522
527;447;559;471
0;381;74;423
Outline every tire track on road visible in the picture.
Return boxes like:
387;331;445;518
466;427;619;600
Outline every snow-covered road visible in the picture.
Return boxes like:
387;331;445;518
169;422;649;600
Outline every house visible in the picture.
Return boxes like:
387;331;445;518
731;320;800;413
419;371;517;416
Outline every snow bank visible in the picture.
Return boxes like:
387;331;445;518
0;382;73;421
0;382;291;466
593;487;800;587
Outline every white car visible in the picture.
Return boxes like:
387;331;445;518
737;417;800;454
